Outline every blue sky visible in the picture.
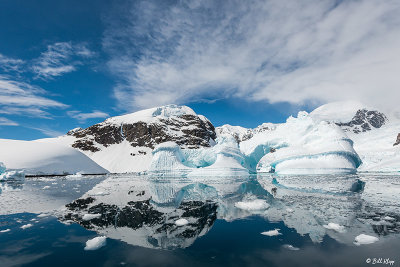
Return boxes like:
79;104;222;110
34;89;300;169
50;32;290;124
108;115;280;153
1;0;399;140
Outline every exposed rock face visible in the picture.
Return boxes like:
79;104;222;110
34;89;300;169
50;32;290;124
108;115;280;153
336;109;387;134
61;196;218;249
394;133;400;146
67;105;216;152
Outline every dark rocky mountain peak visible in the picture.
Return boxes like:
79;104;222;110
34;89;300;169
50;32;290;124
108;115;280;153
67;105;217;152
336;109;387;134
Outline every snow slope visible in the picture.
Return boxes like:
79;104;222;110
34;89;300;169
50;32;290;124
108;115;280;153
0;139;108;175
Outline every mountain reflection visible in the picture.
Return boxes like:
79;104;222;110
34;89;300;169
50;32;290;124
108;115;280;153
59;174;400;249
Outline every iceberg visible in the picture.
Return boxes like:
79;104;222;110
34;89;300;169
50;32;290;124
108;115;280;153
240;111;361;175
84;236;107;250
149;142;192;174
354;234;379;245
149;136;249;177
188;136;249;177
0;170;25;181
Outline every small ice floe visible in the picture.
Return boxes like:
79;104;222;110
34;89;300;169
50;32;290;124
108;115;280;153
323;223;346;233
354;234;379;245
66;172;84;178
261;228;282;236
82;214;102;221
286;208;294;213
20;224;33;229
282;244;300;251
234;199;269;211
0;229;10;233
175;218;189;226
42;186;50;190
37;213;49;218
84;236;107;251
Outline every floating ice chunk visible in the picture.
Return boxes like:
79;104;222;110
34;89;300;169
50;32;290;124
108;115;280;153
0;229;10;233
0;170;25;181
235;199;269;211
20;224;33;229
282;244;300;251
323;223;346;233
261;229;281;236
66;172;84;178
82;214;101;221
175;218;189;226
37;213;49;218
42;186;50;190
354;234;379;245
286;208;294;213
84;236;107;250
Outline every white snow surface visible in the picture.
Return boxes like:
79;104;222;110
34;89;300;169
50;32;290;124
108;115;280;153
354;234;379;245
84;236;107;250
0;139;108;175
82;214;102;221
175;218;189;226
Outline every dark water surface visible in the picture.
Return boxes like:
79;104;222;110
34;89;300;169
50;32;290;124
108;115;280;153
0;174;399;267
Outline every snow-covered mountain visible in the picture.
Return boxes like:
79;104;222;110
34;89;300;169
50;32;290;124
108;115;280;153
1;101;399;175
41;105;216;173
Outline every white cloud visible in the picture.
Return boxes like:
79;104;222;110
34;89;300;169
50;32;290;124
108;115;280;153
67;110;109;122
0;117;18;126
33;42;94;79
103;0;400;112
0;54;25;73
0;75;68;124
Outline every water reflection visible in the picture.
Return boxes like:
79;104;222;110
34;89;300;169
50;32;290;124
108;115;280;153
59;173;400;250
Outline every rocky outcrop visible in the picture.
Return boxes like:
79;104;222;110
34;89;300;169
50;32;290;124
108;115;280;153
67;105;216;152
336;109;387;134
394;133;400;146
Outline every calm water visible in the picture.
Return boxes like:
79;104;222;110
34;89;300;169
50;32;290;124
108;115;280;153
0;173;399;267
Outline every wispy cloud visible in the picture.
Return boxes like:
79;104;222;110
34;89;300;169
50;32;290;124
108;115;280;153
0;117;18;126
103;0;400;111
67;110;109;123
0;54;25;73
33;42;94;79
27;126;64;137
0;75;68;124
